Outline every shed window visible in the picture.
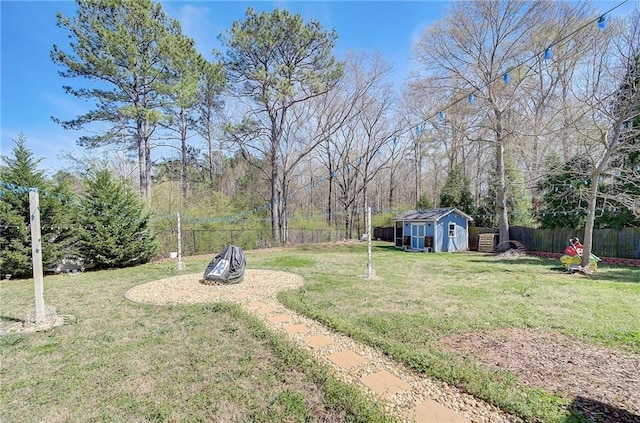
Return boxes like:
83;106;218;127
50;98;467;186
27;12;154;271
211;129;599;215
448;223;456;238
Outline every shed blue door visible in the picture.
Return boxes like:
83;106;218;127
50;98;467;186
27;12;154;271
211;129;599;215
410;223;425;249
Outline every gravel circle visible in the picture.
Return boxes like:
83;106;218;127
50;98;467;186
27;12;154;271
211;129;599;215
125;269;304;305
126;269;521;423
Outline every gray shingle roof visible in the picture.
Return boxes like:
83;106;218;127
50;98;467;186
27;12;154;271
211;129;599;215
391;208;473;221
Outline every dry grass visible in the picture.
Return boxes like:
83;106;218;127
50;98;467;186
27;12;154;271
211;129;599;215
0;260;390;423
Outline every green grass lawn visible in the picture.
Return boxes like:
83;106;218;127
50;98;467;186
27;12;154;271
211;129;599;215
2;243;638;422
0;260;391;423
249;242;639;423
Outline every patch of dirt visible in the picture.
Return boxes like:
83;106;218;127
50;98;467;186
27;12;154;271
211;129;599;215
495;249;527;259
438;328;640;422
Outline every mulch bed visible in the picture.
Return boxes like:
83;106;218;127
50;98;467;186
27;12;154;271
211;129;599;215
437;328;640;422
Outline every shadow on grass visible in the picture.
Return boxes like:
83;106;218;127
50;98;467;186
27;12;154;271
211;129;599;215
587;269;640;284
568;396;640;423
467;257;640;283
0;315;24;324
467;257;555;266
373;245;404;252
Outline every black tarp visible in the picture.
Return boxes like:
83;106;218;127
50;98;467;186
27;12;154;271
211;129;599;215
202;245;246;284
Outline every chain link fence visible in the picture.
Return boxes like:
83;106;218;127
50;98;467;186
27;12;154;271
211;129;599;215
155;227;348;257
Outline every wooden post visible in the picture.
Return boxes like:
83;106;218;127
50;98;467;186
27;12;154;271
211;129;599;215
29;190;46;323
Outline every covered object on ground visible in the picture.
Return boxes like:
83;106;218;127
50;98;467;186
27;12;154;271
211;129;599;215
202;245;246;284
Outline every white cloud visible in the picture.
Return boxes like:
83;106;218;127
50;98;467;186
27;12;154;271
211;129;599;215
42;93;92;120
409;20;429;51
172;4;219;58
1;125;82;176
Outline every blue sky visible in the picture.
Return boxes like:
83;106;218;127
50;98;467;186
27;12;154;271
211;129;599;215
0;0;450;174
0;1;634;175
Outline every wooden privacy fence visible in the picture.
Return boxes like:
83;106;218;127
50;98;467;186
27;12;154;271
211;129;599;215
469;226;640;259
373;226;394;241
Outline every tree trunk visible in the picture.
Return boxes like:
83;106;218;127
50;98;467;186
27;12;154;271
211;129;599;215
362;171;368;235
327;166;333;224
144;133;152;204
137;120;147;201
270;146;280;243
181;107;188;199
138;115;152;204
279;178;289;244
581;173;600;268
207;120;215;186
389;161;394;209
496;140;509;243
493;107;509;244
414;141;421;207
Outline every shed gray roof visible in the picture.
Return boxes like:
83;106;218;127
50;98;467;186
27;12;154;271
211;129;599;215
392;207;473;222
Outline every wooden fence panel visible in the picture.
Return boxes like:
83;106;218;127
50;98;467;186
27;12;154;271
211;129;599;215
595;229;616;258
505;226;640;259
617;227;640;258
366;225;639;258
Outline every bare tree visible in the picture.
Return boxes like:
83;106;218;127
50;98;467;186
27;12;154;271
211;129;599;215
413;1;564;243
191;59;226;188
319;52;400;236
566;12;640;268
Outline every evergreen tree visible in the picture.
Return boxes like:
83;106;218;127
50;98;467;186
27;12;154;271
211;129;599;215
191;58;226;188
439;164;475;214
536;155;639;230
506;157;535;227
220;7;343;242
78;169;156;269
0;134;77;277
537;157;591;229
52;0;186;203
416;194;434;210
475;154;534;228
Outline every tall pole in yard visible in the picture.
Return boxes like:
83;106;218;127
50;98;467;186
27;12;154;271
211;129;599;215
29;190;46;323
177;213;185;270
365;205;376;279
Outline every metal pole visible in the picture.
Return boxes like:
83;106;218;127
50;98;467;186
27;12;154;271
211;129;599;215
365;205;376;278
29;190;46;323
176;213;185;270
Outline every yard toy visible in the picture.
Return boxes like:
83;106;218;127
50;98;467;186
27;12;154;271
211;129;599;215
560;237;600;273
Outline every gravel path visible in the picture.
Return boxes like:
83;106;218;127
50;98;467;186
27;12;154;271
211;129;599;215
125;269;521;423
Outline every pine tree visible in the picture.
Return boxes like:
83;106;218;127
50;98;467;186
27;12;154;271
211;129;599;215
475;154;533;228
52;0;186;202
78;169;157;269
0;134;77;277
220;7;343;242
439;165;474;214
